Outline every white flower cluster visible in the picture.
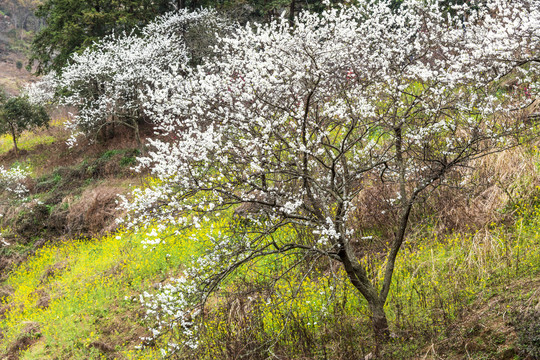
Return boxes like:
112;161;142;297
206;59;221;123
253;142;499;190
138;276;201;354
126;0;539;230
0;165;29;199
25;77;57;105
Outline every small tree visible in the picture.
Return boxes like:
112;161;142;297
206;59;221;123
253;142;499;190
123;0;539;350
0;95;50;156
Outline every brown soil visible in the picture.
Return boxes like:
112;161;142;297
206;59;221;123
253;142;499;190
0;115;152;280
0;52;35;96
39;261;68;284
5;322;41;360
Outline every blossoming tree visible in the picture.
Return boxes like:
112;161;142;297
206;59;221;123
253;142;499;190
124;0;539;347
27;9;223;149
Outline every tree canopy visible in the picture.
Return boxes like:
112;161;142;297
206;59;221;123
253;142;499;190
0;94;49;156
27;0;479;75
27;9;222;148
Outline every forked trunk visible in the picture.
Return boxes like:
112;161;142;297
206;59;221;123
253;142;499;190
339;244;390;344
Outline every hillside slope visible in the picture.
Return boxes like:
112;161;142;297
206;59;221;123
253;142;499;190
0;115;149;280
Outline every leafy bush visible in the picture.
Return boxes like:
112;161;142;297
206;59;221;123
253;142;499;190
0;94;50;156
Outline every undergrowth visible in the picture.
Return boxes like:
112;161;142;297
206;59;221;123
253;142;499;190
1;194;539;359
0;221;221;359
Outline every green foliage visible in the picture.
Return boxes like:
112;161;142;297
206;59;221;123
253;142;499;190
120;154;137;167
0;93;50;154
0;125;57;155
99;149;122;161
29;0;175;74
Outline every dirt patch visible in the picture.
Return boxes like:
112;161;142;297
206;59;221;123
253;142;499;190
0;285;14;300
35;291;50;309
0;304;13;320
39;261;68;284
5;322;41;360
0;52;34;96
0;252;24;282
28;288;51;309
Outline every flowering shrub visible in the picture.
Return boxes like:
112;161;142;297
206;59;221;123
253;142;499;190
0;165;29;199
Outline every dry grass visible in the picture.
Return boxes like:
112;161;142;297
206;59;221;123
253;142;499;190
427;277;540;360
0;52;35;96
415;144;539;236
65;180;129;236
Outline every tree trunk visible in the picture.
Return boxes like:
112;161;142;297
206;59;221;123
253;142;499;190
289;0;296;26
132;119;144;155
339;243;390;344
10;126;18;157
369;300;390;343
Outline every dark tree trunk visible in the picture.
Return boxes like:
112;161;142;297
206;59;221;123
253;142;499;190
289;0;296;26
339;242;390;344
370;300;390;343
132;119;144;155
10;125;18;157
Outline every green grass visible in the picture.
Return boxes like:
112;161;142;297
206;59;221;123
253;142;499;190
0;219;228;359
0;118;68;158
